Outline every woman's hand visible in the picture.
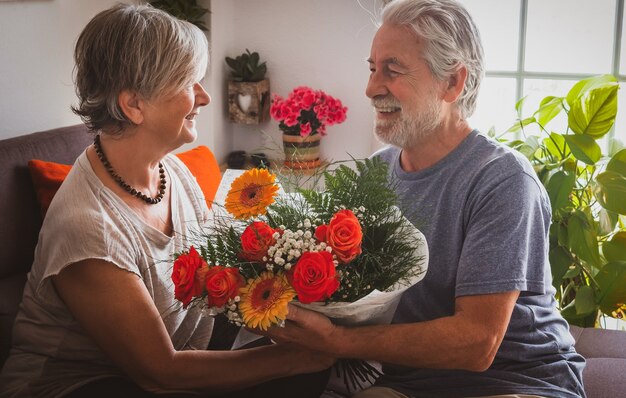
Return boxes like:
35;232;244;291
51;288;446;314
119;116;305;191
255;304;341;355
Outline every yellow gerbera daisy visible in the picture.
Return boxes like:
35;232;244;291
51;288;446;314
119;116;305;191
239;272;296;330
225;168;279;220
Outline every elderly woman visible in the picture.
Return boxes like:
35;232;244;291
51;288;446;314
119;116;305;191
0;4;333;398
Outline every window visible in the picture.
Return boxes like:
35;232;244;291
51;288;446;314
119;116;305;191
459;0;625;145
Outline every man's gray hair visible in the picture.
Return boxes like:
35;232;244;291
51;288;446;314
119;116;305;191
382;0;484;119
72;3;209;133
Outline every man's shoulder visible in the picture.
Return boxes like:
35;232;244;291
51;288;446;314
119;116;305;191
370;145;399;163
470;133;536;180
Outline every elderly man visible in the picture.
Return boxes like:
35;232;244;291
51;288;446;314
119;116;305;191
264;0;586;397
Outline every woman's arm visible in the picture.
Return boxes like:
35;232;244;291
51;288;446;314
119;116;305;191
53;259;334;394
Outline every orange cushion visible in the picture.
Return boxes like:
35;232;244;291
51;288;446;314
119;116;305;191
174;145;222;209
28;145;221;218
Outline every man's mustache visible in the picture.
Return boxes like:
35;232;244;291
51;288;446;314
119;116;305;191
371;96;402;109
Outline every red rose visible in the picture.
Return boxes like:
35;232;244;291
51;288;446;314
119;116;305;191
193;265;209;297
315;224;328;242
290;251;339;304
241;222;276;262
172;246;207;309
327;209;363;263
205;266;245;308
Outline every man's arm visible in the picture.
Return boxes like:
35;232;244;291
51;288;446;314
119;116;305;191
262;290;519;372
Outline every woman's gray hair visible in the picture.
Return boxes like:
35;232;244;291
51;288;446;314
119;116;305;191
382;0;484;119
72;3;209;133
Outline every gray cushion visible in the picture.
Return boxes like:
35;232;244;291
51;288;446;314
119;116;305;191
570;325;626;359
582;358;626;398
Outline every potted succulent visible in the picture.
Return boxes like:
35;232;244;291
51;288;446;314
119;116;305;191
226;49;270;124
499;74;626;327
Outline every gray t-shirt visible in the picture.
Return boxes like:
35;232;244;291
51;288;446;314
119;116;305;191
0;151;214;398
373;131;585;398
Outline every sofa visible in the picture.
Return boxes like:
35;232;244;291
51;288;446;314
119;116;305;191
0;124;93;368
1;125;625;398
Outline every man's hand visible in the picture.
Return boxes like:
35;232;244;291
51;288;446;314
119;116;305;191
254;304;339;354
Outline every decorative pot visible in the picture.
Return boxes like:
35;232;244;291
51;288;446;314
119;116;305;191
282;133;321;169
228;79;270;124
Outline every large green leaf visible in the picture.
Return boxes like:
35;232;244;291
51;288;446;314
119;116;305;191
561;302;599;327
515;95;528;118
575;285;597;315
518;136;540;159
603;231;626;262
606;148;626;176
558;222;569;247
566;74;617;106
594;170;626;214
563;266;580;279
597;208;619;236
550;246;573;288
567;209;601;267
563;134;602;165
594;261;626;314
543;132;567;161
505;117;536;134
545;171;575;212
568;82;618;138
534;96;564;127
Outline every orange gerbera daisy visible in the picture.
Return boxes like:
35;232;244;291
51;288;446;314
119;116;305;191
239;272;296;330
225;168;279;220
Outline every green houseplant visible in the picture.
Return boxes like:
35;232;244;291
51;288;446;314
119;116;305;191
225;49;267;83
225;49;270;124
499;74;626;327
149;0;209;31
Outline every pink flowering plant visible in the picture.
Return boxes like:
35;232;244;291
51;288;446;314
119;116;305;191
270;86;348;137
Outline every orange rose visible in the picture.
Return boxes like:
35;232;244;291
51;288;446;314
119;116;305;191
327;209;362;263
290;251;339;304
172;246;207;309
205;266;245;308
240;221;277;262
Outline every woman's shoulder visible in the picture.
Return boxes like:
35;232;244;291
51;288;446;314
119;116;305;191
46;151;105;220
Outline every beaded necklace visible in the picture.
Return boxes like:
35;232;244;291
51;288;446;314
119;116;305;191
93;134;166;205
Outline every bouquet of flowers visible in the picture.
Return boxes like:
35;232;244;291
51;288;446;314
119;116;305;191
270;86;348;137
171;158;427;391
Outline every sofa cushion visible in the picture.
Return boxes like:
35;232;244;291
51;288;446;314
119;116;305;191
582;358;626;398
28;160;73;218
174;145;222;207
570;325;626;359
28;145;221;215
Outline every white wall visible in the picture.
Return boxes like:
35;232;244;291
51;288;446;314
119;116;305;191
0;0;383;163
0;0;217;155
0;0;119;138
223;0;383;163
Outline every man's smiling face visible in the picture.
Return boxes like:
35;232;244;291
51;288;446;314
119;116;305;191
366;23;445;148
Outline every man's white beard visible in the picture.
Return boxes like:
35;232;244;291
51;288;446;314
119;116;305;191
373;96;442;149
